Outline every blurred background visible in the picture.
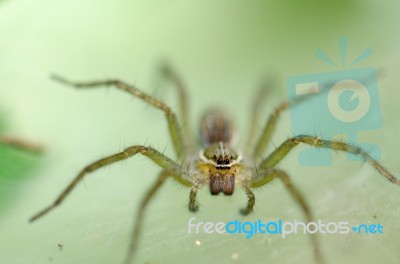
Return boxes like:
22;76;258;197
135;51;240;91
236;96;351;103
1;0;400;263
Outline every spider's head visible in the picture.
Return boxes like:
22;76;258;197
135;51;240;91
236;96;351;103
199;142;242;196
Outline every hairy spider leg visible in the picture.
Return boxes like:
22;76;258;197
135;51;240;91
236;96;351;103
239;185;255;216
124;167;190;264
159;63;195;149
258;135;400;186
248;168;323;264
244;79;271;153
189;186;200;212
29;145;193;222
51;75;187;159
252;100;289;159
251;77;358;159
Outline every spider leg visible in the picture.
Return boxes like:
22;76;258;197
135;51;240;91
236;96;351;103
252;78;354;159
258;135;400;186
51;75;186;159
29;145;193;222
189;186;200;212
252;100;289;158
124;167;187;264
239;185;255;216
244;79;271;154
249;168;324;264
159;63;195;149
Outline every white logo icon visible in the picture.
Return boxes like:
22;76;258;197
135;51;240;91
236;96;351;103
327;80;370;123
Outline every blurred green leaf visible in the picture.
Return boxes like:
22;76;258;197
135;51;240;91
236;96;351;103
0;119;42;214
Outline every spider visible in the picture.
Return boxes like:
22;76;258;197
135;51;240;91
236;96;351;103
30;64;400;264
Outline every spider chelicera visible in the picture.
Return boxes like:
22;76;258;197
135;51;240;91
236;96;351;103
30;64;399;264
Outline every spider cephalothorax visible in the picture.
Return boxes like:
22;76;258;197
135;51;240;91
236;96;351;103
30;65;400;264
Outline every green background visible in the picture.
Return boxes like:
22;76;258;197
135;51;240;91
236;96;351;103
0;0;400;264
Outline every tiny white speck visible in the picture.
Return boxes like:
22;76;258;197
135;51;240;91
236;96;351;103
195;240;201;246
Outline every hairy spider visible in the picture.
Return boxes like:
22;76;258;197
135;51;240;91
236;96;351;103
30;65;399;264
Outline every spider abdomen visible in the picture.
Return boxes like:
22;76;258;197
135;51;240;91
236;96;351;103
200;108;235;146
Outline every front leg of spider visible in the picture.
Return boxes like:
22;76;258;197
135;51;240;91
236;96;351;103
30;74;195;264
